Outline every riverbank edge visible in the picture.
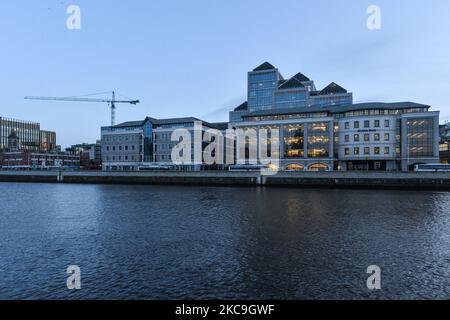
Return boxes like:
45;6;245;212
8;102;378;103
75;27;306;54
1;171;450;190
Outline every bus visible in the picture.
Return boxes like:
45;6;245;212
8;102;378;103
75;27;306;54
229;164;271;172
138;164;174;171
414;164;450;172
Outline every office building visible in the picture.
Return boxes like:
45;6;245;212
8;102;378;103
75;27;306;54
440;123;450;164
229;62;440;171
0;117;57;153
0;151;80;170
101;117;228;171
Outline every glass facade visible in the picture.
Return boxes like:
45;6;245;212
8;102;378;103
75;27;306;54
143;120;153;162
0;117;41;152
407;118;434;157
39;130;57;152
274;90;307;109
248;71;279;111
307;122;330;158
283;124;304;158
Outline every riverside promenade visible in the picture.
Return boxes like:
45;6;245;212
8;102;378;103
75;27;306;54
1;170;450;189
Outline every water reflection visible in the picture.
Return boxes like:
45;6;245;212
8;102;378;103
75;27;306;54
0;183;449;299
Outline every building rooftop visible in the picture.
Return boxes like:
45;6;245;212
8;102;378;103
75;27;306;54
209;122;229;131
243;102;431;118
111;116;226;130
153;117;204;125
293;72;311;82
253;62;277;72
112;117;156;128
278;77;305;90
234;101;248;112
319;82;348;95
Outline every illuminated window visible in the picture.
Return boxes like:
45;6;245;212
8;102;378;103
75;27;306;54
309;163;329;171
283;124;304;158
285;163;304;171
307;123;330;158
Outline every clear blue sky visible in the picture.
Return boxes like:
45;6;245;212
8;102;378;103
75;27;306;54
1;0;449;147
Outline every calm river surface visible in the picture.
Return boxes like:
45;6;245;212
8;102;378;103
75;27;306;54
0;183;449;300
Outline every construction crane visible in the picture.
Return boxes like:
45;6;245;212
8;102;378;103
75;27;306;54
25;91;140;126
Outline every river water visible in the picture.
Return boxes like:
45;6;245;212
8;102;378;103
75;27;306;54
0;183;449;299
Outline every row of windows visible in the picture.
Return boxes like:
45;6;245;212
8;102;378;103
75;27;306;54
105;145;138;152
274;91;307;103
105;155;137;161
343;119;390;130
344;133;390;143
249;71;278;82
155;154;172;162
340;108;427;118
312;95;351;107
154;143;176;151
104;135;141;142
344;146;391;156
154;133;172;140
244;112;329;122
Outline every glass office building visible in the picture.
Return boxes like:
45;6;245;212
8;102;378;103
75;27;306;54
407;118;434;157
247;62;282;112
0;117;41;152
229;62;440;171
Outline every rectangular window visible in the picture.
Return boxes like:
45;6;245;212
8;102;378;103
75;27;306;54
385;120;390;128
407;118;434;157
384;133;390;141
384;147;390;155
354;134;360;142
364;147;370;155
364;134;370;142
354;121;360;129
345;135;349;142
364;120;370;128
345;122;350;129
374;120;380;128
345;148;350;156
307;122;330;158
354;147;360;155
374;147;380;155
374;133;380;141
284;124;304;158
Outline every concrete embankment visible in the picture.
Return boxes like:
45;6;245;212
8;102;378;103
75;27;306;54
264;172;450;189
1;171;450;190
